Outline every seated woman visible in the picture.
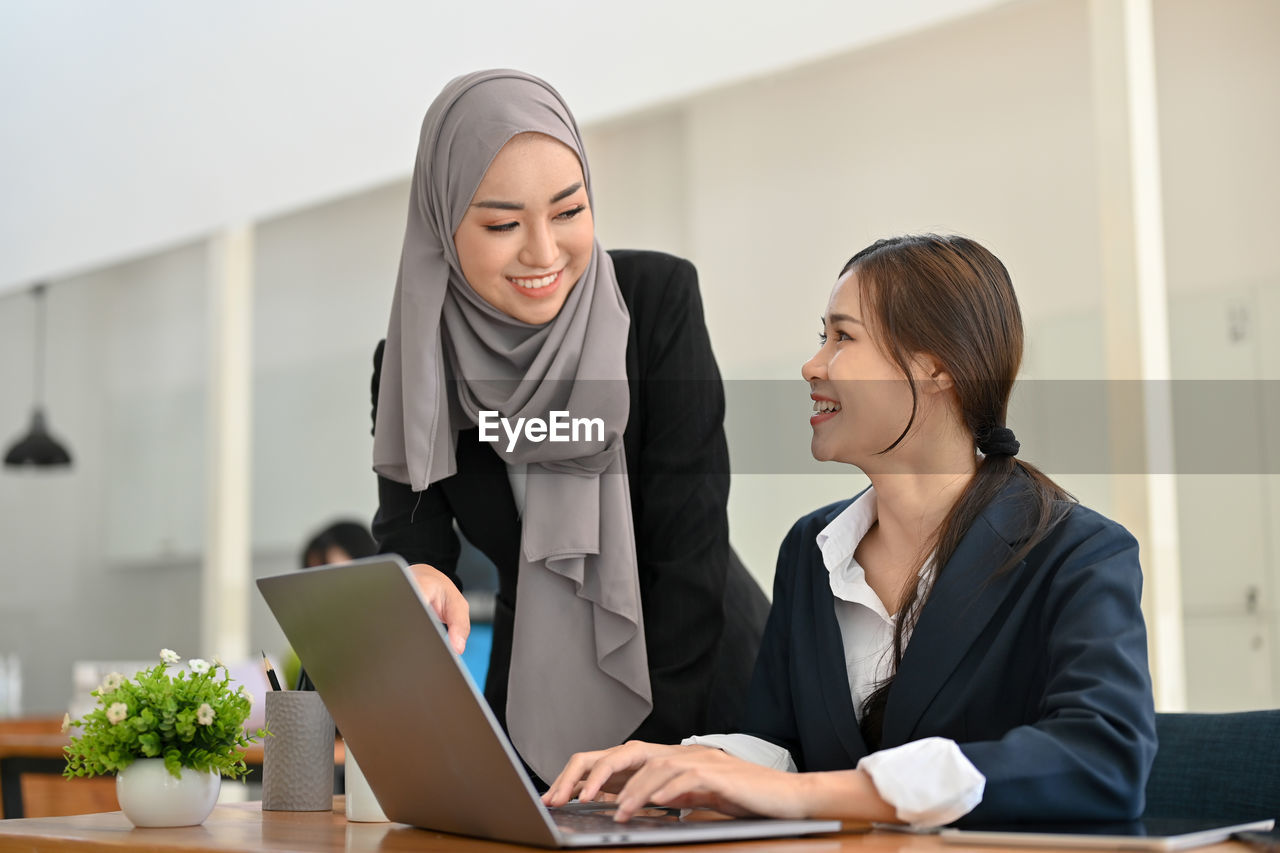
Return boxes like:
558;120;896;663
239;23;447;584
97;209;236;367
544;234;1157;827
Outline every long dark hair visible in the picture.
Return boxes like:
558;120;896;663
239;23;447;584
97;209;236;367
849;234;1073;749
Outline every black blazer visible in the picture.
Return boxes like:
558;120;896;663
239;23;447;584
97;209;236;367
372;249;769;748
745;476;1158;823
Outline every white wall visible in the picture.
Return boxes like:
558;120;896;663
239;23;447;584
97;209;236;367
0;0;1006;296
251;180;408;555
1155;0;1280;709
0;184;409;712
0;242;210;711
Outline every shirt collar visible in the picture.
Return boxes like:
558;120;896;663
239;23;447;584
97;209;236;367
816;486;936;622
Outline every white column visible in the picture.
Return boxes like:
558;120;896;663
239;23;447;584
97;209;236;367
1089;0;1186;710
203;225;254;661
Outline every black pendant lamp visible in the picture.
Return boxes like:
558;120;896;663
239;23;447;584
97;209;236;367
4;283;73;469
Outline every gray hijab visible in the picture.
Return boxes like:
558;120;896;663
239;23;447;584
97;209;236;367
372;69;651;781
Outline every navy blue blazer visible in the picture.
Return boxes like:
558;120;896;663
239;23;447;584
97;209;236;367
743;476;1157;823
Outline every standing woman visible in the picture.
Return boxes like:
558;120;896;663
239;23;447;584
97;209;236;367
370;69;768;784
547;234;1157;826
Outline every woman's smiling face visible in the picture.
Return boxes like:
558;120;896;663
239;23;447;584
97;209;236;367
801;269;926;469
452;132;594;325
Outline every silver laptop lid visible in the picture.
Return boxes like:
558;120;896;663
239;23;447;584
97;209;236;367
258;556;561;847
259;555;843;848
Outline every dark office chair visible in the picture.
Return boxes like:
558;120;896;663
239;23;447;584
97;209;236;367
1144;710;1280;821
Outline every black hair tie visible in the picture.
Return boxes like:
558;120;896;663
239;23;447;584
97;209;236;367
977;425;1020;458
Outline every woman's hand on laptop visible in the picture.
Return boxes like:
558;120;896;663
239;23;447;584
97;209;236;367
605;748;814;823
543;741;710;807
409;563;470;655
543;741;877;824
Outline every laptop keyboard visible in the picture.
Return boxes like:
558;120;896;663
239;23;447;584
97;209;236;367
550;806;682;834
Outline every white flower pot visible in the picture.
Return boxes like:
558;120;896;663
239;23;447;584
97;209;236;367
116;758;221;827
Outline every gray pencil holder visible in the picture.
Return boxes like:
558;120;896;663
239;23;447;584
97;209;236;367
262;691;335;811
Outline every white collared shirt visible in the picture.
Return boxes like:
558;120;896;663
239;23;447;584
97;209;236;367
685;487;985;827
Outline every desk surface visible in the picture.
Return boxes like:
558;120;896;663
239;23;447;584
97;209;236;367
0;800;1258;853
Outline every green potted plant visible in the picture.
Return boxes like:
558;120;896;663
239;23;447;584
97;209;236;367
63;649;268;826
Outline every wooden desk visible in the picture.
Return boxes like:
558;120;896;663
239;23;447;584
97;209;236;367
0;800;1258;853
0;718;345;819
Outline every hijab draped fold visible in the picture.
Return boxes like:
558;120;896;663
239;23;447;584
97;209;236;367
372;69;651;781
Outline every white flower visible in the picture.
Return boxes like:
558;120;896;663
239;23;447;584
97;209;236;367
188;659;211;674
101;672;124;692
239;685;254;706
106;702;129;725
159;648;180;664
212;654;225;668
196;703;215;726
60;713;71;734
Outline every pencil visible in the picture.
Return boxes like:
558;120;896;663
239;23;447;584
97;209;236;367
261;650;283;691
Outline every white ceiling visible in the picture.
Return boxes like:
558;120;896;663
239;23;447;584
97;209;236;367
0;0;1003;295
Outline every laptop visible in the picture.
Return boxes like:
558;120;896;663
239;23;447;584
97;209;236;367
938;817;1276;851
257;555;842;847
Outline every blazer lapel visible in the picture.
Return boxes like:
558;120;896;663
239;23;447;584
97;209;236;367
879;480;1032;748
810;514;870;765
